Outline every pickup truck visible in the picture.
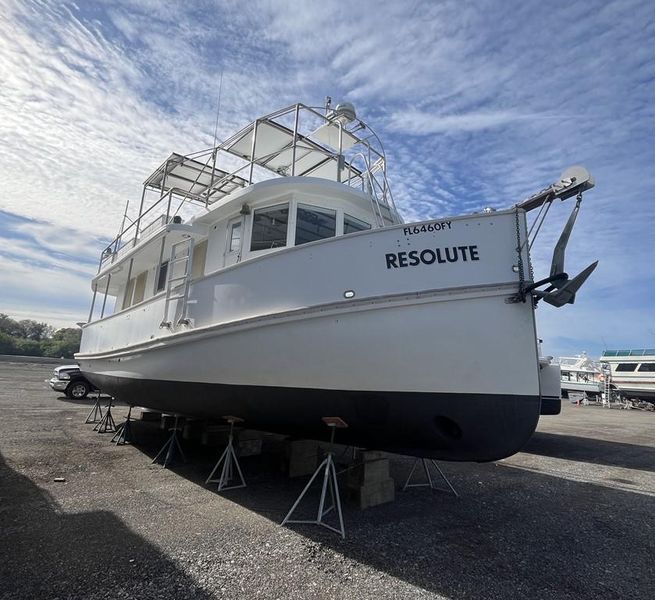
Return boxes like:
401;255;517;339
48;365;98;399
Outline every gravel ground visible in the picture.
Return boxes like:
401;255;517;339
1;361;654;600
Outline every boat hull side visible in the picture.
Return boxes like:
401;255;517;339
610;382;655;399
561;382;602;395
88;373;540;462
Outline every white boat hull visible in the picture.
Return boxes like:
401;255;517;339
561;381;602;395
79;294;541;460
79;209;543;460
610;381;655;399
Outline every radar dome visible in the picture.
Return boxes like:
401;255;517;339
333;102;356;123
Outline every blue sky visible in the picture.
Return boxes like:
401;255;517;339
0;0;653;357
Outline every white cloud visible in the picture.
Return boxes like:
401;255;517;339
387;110;552;135
0;0;653;355
0;253;92;326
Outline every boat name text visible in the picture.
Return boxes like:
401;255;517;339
403;221;452;236
385;246;480;269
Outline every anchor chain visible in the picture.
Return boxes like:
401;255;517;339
514;206;526;302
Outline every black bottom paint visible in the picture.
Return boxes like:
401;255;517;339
85;374;542;462
539;396;561;415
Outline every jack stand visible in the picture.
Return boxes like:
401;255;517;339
282;417;348;538
94;397;117;433
205;416;246;491
403;458;459;497
84;391;104;424
112;406;134;445
152;415;185;467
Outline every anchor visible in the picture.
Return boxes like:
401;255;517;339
516;166;598;308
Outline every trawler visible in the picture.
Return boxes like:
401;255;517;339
556;353;603;399
76;100;597;461
600;349;655;400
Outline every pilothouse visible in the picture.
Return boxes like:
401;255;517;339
77;100;597;461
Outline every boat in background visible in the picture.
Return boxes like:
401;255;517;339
555;353;603;399
600;349;655;401
76;100;598;461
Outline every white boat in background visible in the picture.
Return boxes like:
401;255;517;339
555;353;603;399
76;100;598;461
600;349;655;400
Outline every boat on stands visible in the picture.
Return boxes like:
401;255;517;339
555;353;603;399
600;349;655;401
76;100;598;461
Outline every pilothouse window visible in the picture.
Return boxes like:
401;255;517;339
638;363;655;372
295;204;336;245
229;222;242;252
344;214;371;235
615;363;637;372
250;204;289;251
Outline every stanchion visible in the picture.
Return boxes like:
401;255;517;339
152;415;185;467
112;406;134;445
403;458;459;497
84;391;104;424
205;416;246;491
94;397;116;433
281;417;347;538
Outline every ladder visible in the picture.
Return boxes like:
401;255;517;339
160;237;195;329
602;364;612;407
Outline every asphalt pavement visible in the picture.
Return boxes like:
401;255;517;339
1;361;654;600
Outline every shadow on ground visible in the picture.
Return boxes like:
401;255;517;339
524;431;655;472
0;452;217;600
127;419;655;600
53;394;118;406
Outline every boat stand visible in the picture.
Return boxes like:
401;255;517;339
93;397;117;433
111;406;134;445
205;416;246;491
403;458;459;497
84;391;104;424
282;417;348;539
152;415;185;467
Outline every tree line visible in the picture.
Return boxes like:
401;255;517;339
0;314;81;359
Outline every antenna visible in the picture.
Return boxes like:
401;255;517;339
212;69;224;148
119;199;132;235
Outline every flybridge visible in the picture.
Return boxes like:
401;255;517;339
97;101;400;273
602;349;655;357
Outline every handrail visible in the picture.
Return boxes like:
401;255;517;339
99;187;178;271
98;102;394;271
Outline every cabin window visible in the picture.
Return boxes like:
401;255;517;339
133;271;148;304
638;363;655;372
192;240;208;279
122;277;136;310
156;261;169;292
250;204;289;251
229;222;242;252
344;214;371;235
615;363;637;372
295;204;336;245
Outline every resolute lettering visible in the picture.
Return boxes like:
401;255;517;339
385;245;480;269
